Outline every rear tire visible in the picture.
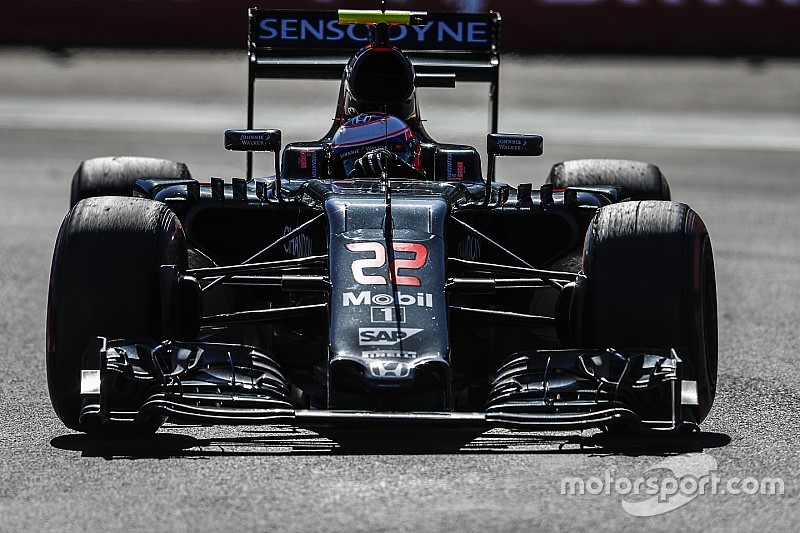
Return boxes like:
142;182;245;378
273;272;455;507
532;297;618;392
547;159;671;201
70;156;191;208
581;201;717;423
46;196;187;433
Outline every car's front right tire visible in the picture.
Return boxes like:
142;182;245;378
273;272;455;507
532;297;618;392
580;200;718;424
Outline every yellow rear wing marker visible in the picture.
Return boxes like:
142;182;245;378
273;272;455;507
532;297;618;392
338;10;427;26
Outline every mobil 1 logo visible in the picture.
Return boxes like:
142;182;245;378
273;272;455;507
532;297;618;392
371;306;406;323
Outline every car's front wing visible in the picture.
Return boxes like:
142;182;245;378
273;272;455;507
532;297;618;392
79;337;700;433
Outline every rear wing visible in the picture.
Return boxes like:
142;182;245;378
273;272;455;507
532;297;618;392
246;9;502;132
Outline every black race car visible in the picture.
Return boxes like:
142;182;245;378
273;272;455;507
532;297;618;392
46;8;717;435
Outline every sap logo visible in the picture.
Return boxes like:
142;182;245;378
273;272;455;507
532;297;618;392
369;361;411;379
359;328;423;346
342;291;433;308
283;226;313;257
362;350;417;359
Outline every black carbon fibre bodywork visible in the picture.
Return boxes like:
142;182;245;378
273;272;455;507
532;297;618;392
68;176;703;433
54;9;715;435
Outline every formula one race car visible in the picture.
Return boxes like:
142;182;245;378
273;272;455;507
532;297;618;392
46;8;717;435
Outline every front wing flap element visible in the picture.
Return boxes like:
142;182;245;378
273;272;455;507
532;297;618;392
79;338;294;426
485;348;699;432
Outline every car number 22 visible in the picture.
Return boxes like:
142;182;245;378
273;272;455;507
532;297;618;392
346;242;427;286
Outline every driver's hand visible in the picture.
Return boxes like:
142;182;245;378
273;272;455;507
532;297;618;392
350;148;398;178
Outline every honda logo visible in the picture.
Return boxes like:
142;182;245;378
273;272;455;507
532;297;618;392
369;361;411;379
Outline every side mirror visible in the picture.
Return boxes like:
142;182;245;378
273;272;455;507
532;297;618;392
224;129;281;153
225;129;282;200
484;133;544;205
487;133;543;157
485;133;543;204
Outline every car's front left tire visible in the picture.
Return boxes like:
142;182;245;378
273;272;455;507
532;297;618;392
46;196;187;433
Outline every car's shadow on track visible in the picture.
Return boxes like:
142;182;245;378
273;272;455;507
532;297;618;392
50;425;731;460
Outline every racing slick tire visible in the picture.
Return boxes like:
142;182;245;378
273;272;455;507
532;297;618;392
546;159;671;201
70;156;192;208
46;196;188;434
580;201;717;424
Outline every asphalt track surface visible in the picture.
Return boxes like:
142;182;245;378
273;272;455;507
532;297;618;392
1;48;799;532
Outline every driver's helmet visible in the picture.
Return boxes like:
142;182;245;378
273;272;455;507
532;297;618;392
330;113;420;178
